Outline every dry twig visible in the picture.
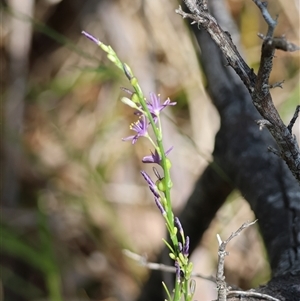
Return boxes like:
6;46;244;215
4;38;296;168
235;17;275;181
214;220;281;301
123;249;215;283
227;290;281;301
215;220;257;301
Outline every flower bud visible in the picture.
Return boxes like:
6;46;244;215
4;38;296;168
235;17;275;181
156;178;166;192
123;63;134;80
107;54;117;63
99;43;109;52
165;158;172;169
131;93;140;104
121;97;139;109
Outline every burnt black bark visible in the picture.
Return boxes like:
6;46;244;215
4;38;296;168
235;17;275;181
136;1;300;300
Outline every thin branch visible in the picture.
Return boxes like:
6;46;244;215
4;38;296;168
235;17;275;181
122;249;216;283
227;290;281;301
252;0;277;36
176;5;256;91
268;80;284;89
215;220;257;301
287;105;300;134
258;34;300;52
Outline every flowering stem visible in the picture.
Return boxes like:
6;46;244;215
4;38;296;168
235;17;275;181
82;31;192;300
128;77;180;299
129;77;177;250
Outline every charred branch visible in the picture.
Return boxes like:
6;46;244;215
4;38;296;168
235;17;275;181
177;0;300;183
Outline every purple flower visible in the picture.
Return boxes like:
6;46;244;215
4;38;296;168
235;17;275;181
147;93;176;119
141;171;166;215
154;197;166;216
178;242;183;252
140;171;160;198
183;236;190;257
175;217;184;236
82;31;99;44
122;115;148;144
142;147;173;165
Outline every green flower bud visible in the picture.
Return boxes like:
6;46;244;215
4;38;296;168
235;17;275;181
156;178;166;192
131;77;138;86
99;43;109;52
178;253;186;264
165;158;172;170
187;262;193;273
131;93;140;104
107;54;117;63
173;226;177;236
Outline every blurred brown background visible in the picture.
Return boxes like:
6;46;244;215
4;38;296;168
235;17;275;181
1;0;299;300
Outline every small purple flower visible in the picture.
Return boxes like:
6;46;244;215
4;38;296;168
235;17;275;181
178;242;183;252
122;115;148;144
183;236;190;257
140;171;166;215
140;171;160;198
175;217;184;236
142;147;173;165
147;93;176;119
82;31;100;44
154;197;166;216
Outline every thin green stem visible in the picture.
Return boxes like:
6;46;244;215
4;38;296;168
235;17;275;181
184;276;189;300
162;282;172;301
146;134;157;150
174;279;181;301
